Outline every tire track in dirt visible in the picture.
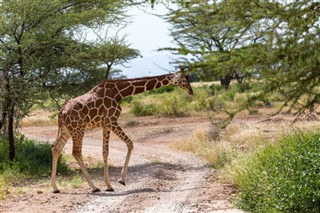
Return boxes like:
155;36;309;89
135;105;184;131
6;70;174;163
78;141;213;212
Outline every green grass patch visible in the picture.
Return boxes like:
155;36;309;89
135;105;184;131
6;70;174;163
0;135;68;198
232;131;320;213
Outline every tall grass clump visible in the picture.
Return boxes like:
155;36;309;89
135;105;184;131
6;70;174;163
172;129;236;169
0;135;68;198
231;131;320;213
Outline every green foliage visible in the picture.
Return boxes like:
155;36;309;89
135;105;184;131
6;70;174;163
128;84;257;117
144;85;175;95
165;0;320;114
131;101;158;116
0;135;68;176
159;94;189;117
233;131;320;213
120;96;133;105
0;0;139;160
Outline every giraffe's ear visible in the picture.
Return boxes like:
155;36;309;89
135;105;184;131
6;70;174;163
185;74;189;80
174;73;182;80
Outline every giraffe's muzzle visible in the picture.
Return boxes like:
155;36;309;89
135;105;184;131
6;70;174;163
188;86;193;95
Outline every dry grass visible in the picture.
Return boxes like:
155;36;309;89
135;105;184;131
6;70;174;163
21;110;57;127
173;111;320;180
172;129;235;169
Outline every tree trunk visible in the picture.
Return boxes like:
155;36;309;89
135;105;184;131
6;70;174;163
220;75;232;89
8;105;15;161
105;63;113;79
0;111;7;132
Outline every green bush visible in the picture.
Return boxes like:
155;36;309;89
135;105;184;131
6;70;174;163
234;131;320;213
131;101;158;116
236;82;251;93
160;95;189;117
222;88;236;101
144;85;175;95
190;88;210;112
120;96;133;105
0;135;68;177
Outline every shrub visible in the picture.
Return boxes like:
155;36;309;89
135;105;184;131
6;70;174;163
189;87;210;112
130;101;158;116
159;95;189;117
236;82;251;93
222;88;236;102
120;96;133;105
145;85;175;95
0;135;69;198
0;135;68;177
233;131;320;213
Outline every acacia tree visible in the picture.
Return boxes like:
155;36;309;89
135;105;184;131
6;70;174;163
164;0;319;109
0;0;140;160
163;0;260;87
88;31;140;79
251;1;320;115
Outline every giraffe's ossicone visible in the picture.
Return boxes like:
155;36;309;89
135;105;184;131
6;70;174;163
51;72;193;193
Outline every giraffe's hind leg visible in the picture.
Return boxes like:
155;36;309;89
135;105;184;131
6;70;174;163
111;124;134;186
103;127;114;191
72;132;100;193
51;126;70;193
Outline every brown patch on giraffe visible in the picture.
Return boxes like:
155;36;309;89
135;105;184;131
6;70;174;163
135;86;145;94
162;78;169;85
98;105;105;115
94;99;103;109
120;86;134;97
94;87;105;97
89;108;98;117
82;105;89;116
117;81;131;90
146;79;157;89
133;80;148;87
155;81;162;89
104;88;113;97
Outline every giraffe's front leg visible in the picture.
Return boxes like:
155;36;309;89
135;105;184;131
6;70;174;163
111;124;134;186
103;127;114;191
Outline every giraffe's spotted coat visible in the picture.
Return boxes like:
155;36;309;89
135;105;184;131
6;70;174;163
51;73;193;193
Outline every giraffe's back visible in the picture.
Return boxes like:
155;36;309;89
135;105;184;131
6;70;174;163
59;86;121;132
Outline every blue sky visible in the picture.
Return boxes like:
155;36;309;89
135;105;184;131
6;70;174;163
115;5;177;78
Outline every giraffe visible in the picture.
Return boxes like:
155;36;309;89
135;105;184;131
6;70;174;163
50;72;193;193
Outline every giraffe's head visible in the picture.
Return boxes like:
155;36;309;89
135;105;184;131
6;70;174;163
170;73;193;95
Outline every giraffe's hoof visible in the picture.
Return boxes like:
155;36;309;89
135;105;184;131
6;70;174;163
53;189;61;194
118;180;126;186
105;188;115;192
92;188;101;193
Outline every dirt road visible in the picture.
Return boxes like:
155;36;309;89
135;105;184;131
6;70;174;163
1;116;243;213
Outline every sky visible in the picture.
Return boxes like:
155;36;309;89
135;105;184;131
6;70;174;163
114;5;177;78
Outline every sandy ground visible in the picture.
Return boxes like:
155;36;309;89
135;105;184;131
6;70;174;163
0;115;243;213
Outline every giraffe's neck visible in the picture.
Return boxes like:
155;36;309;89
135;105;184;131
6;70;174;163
115;74;174;100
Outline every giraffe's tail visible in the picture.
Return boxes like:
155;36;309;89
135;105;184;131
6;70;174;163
51;122;61;173
52;122;62;149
